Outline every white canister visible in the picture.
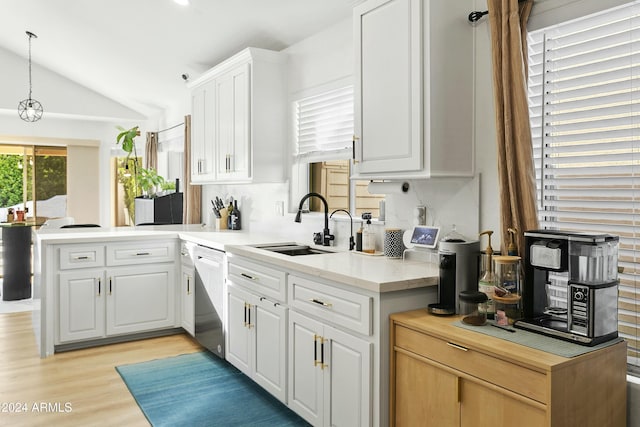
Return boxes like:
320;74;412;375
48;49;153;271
384;228;404;258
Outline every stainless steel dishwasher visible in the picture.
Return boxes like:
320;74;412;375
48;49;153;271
194;244;225;358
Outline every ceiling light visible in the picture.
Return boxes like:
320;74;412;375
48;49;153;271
17;31;43;122
173;0;190;6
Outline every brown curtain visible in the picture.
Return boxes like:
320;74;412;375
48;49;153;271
144;132;158;170
183;115;202;224
487;0;538;257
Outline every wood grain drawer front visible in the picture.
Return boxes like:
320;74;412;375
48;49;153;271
59;245;105;270
227;258;286;302
107;241;176;266
289;274;372;336
394;325;548;404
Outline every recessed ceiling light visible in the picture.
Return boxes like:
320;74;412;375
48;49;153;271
173;0;189;6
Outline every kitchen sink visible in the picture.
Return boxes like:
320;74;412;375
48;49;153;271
255;243;334;256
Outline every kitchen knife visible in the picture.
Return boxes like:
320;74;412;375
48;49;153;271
211;200;221;218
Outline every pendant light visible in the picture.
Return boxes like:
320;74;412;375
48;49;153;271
18;31;43;122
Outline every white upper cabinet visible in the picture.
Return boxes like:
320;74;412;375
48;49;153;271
190;80;216;183
353;0;475;179
189;48;286;184
216;63;250;181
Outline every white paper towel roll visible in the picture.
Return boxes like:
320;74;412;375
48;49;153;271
367;181;410;194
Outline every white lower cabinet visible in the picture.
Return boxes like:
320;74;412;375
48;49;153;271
58;264;176;343
58;269;106;342
227;284;287;403
56;241;178;345
106;264;176;336
288;310;371;427
181;243;195;336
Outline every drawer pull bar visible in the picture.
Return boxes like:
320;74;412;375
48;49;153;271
135;252;151;256
310;298;332;308
74;256;90;260
244;302;249;327
447;342;469;352
319;337;328;370
313;335;319;366
97;278;101;296
240;273;258;281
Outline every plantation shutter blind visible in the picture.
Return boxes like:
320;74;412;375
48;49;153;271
295;85;354;161
528;1;640;371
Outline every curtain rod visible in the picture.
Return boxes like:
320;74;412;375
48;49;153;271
157;122;184;134
468;0;528;23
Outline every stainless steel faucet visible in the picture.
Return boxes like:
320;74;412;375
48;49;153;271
294;192;334;246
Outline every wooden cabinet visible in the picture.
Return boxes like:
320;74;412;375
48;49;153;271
189;47;286;184
288;310;371;427
353;0;474;179
390;310;628;427
55;241;178;345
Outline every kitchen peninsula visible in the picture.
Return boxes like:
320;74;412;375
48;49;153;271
33;225;439;427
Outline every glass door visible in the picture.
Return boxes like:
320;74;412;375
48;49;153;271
0;145;67;223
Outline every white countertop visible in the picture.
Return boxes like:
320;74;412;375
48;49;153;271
35;225;439;293
225;244;438;293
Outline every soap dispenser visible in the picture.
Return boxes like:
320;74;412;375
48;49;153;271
362;213;375;254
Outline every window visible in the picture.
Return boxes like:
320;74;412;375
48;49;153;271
293;83;384;217
528;1;640;371
0;145;67;222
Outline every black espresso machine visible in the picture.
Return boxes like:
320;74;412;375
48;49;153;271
515;230;619;346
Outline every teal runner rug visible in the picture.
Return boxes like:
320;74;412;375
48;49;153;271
116;351;309;427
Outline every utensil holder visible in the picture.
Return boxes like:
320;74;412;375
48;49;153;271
384;228;404;258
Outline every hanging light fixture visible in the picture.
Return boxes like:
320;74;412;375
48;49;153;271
18;31;43;122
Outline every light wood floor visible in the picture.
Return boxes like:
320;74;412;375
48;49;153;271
0;311;203;427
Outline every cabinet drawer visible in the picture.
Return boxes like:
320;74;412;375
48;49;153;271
59;245;105;270
394;325;548;404
107;241;176;266
289;274;372;336
228;257;286;302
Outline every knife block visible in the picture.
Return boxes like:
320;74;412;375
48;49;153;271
215;208;228;230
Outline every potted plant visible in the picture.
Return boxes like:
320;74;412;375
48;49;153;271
115;126;141;223
137;167;166;198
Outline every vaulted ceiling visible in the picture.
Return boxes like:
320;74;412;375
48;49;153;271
0;0;359;120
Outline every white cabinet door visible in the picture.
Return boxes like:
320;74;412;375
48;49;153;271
190;80;216;183
324;324;371;427
106;264;176;336
227;285;252;376
354;0;422;174
216;62;251;181
181;263;195;336
289;311;372;427
227;284;288;403
58;269;106;342
289;310;324;426
253;296;287;403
